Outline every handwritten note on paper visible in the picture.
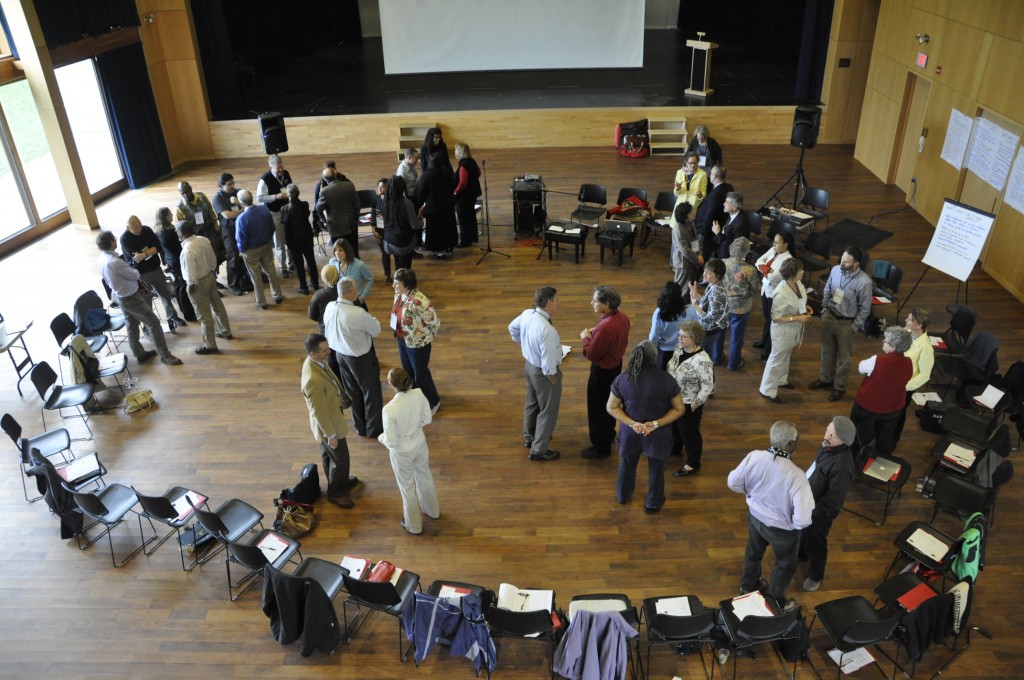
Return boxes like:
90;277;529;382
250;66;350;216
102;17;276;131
1004;147;1024;216
941;109;973;170
967;117;1019;191
922;199;995;282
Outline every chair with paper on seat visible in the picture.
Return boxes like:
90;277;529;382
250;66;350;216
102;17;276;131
221;532;302;602
28;447;106;495
932;331;999;401
844;423;912;526
3;412;74;502
30;361;95;441
797;186;830;232
641;595;718;680
485;586;559;679
569;183;607;228
716;595;803;680
808;595;900;680
67;335;132;398
189;498;265;566
881;521;959;590
132;486;209;571
64;482;148;568
341;568;422;661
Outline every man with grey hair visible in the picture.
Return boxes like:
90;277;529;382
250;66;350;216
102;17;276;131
581;286;631;459
316;166;361;258
396;148;420;201
323;276;384;437
727;421;814;611
235;189;283;309
800;416;856;592
256;154;294;277
710;191;750;259
723;236;760;370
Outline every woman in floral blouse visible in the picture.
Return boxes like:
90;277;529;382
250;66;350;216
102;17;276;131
667;320;715;477
689;258;729;366
390;268;441;413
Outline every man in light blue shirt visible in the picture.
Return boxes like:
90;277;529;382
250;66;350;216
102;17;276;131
509;287;562;462
727;421;814;611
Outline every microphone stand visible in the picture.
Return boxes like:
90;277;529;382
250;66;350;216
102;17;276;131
476;160;510;265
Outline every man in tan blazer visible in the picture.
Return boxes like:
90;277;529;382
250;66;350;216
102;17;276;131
301;333;358;508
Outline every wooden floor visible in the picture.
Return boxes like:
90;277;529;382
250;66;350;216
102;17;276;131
1;145;1021;679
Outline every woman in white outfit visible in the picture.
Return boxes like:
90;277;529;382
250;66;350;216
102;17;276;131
759;259;810;404
378;368;439;535
753;231;795;359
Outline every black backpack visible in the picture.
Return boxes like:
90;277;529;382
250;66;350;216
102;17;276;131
280;463;321;504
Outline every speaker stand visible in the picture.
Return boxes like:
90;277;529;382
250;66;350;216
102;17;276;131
476;160;510;265
760;146;810;211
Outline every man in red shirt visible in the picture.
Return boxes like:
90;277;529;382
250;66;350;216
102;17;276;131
580;286;631;458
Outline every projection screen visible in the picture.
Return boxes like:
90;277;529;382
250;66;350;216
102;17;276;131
379;0;645;75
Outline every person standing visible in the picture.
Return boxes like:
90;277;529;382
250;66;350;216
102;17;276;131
607;341;684;513
809;246;873;402
396;148;420;203
580;286;631;459
279;184;320;295
759;259;810;404
316;167;361;259
453;143;481;247
256;154;294;276
723;237;760;371
693;164;732;260
324;277;384;438
95;231;182;366
800;416;856;592
178;221;232;355
895;308;934;441
119;215;187;329
727;421;814;611
419;127;454;178
709;192;750;259
667;321;714;476
390;268;441;413
301;333;358;509
670;202;701;287
235;189;284;309
211;173;252;296
417;152;458;257
175;181;226;283
648;281;697;370
381;175;423;272
753;231;796;361
509;287;563;462
379;368;440;535
689;259;728;366
330;239;373;310
673;151;708;214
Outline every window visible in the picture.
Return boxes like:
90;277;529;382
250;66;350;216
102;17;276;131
55;59;124;194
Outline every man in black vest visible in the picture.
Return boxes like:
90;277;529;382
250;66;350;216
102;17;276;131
256;154;294;278
212;172;253;296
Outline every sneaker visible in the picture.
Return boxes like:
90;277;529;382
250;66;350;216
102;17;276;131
780;598;799;613
136;350;157;364
528;449;560;461
160;354;183;366
803;578;821;592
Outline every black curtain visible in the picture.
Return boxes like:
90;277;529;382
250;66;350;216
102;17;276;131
95;43;170;189
34;0;138;49
794;0;835;102
190;0;244;120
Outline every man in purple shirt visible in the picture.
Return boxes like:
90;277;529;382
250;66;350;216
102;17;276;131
727;421;814;611
96;230;182;366
235;189;283;309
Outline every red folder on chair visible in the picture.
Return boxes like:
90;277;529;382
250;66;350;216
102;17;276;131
897;582;937;612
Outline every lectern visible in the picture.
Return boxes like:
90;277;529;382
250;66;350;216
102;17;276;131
685;33;718;97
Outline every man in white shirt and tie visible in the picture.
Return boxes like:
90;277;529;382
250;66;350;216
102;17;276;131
324;277;384;438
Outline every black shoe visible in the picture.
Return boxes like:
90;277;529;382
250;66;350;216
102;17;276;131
298;288;309;295
215;281;226;289
170;316;187;326
780;382;795;389
580;447;610;459
809;379;833;390
828;390;846;402
644;506;661;514
215;331;233;340
674;466;699;477
752;341;766;349
136;350;157;364
327;495;354;509
411;251;424;259
759;352;769;361
281;270;290;279
256;302;268;310
273;296;284;304
727;359;745;371
529;449;560;461
195;345;219;355
229;288;245;296
761;392;782;404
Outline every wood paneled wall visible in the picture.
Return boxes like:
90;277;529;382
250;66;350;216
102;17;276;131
208;105;801;159
855;0;1024;303
136;0;213;166
818;0;879;144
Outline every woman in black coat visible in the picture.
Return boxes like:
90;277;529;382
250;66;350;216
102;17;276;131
419;127;454;178
416;152;458;257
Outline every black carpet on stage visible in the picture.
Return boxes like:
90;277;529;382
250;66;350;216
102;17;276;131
824;219;894;256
